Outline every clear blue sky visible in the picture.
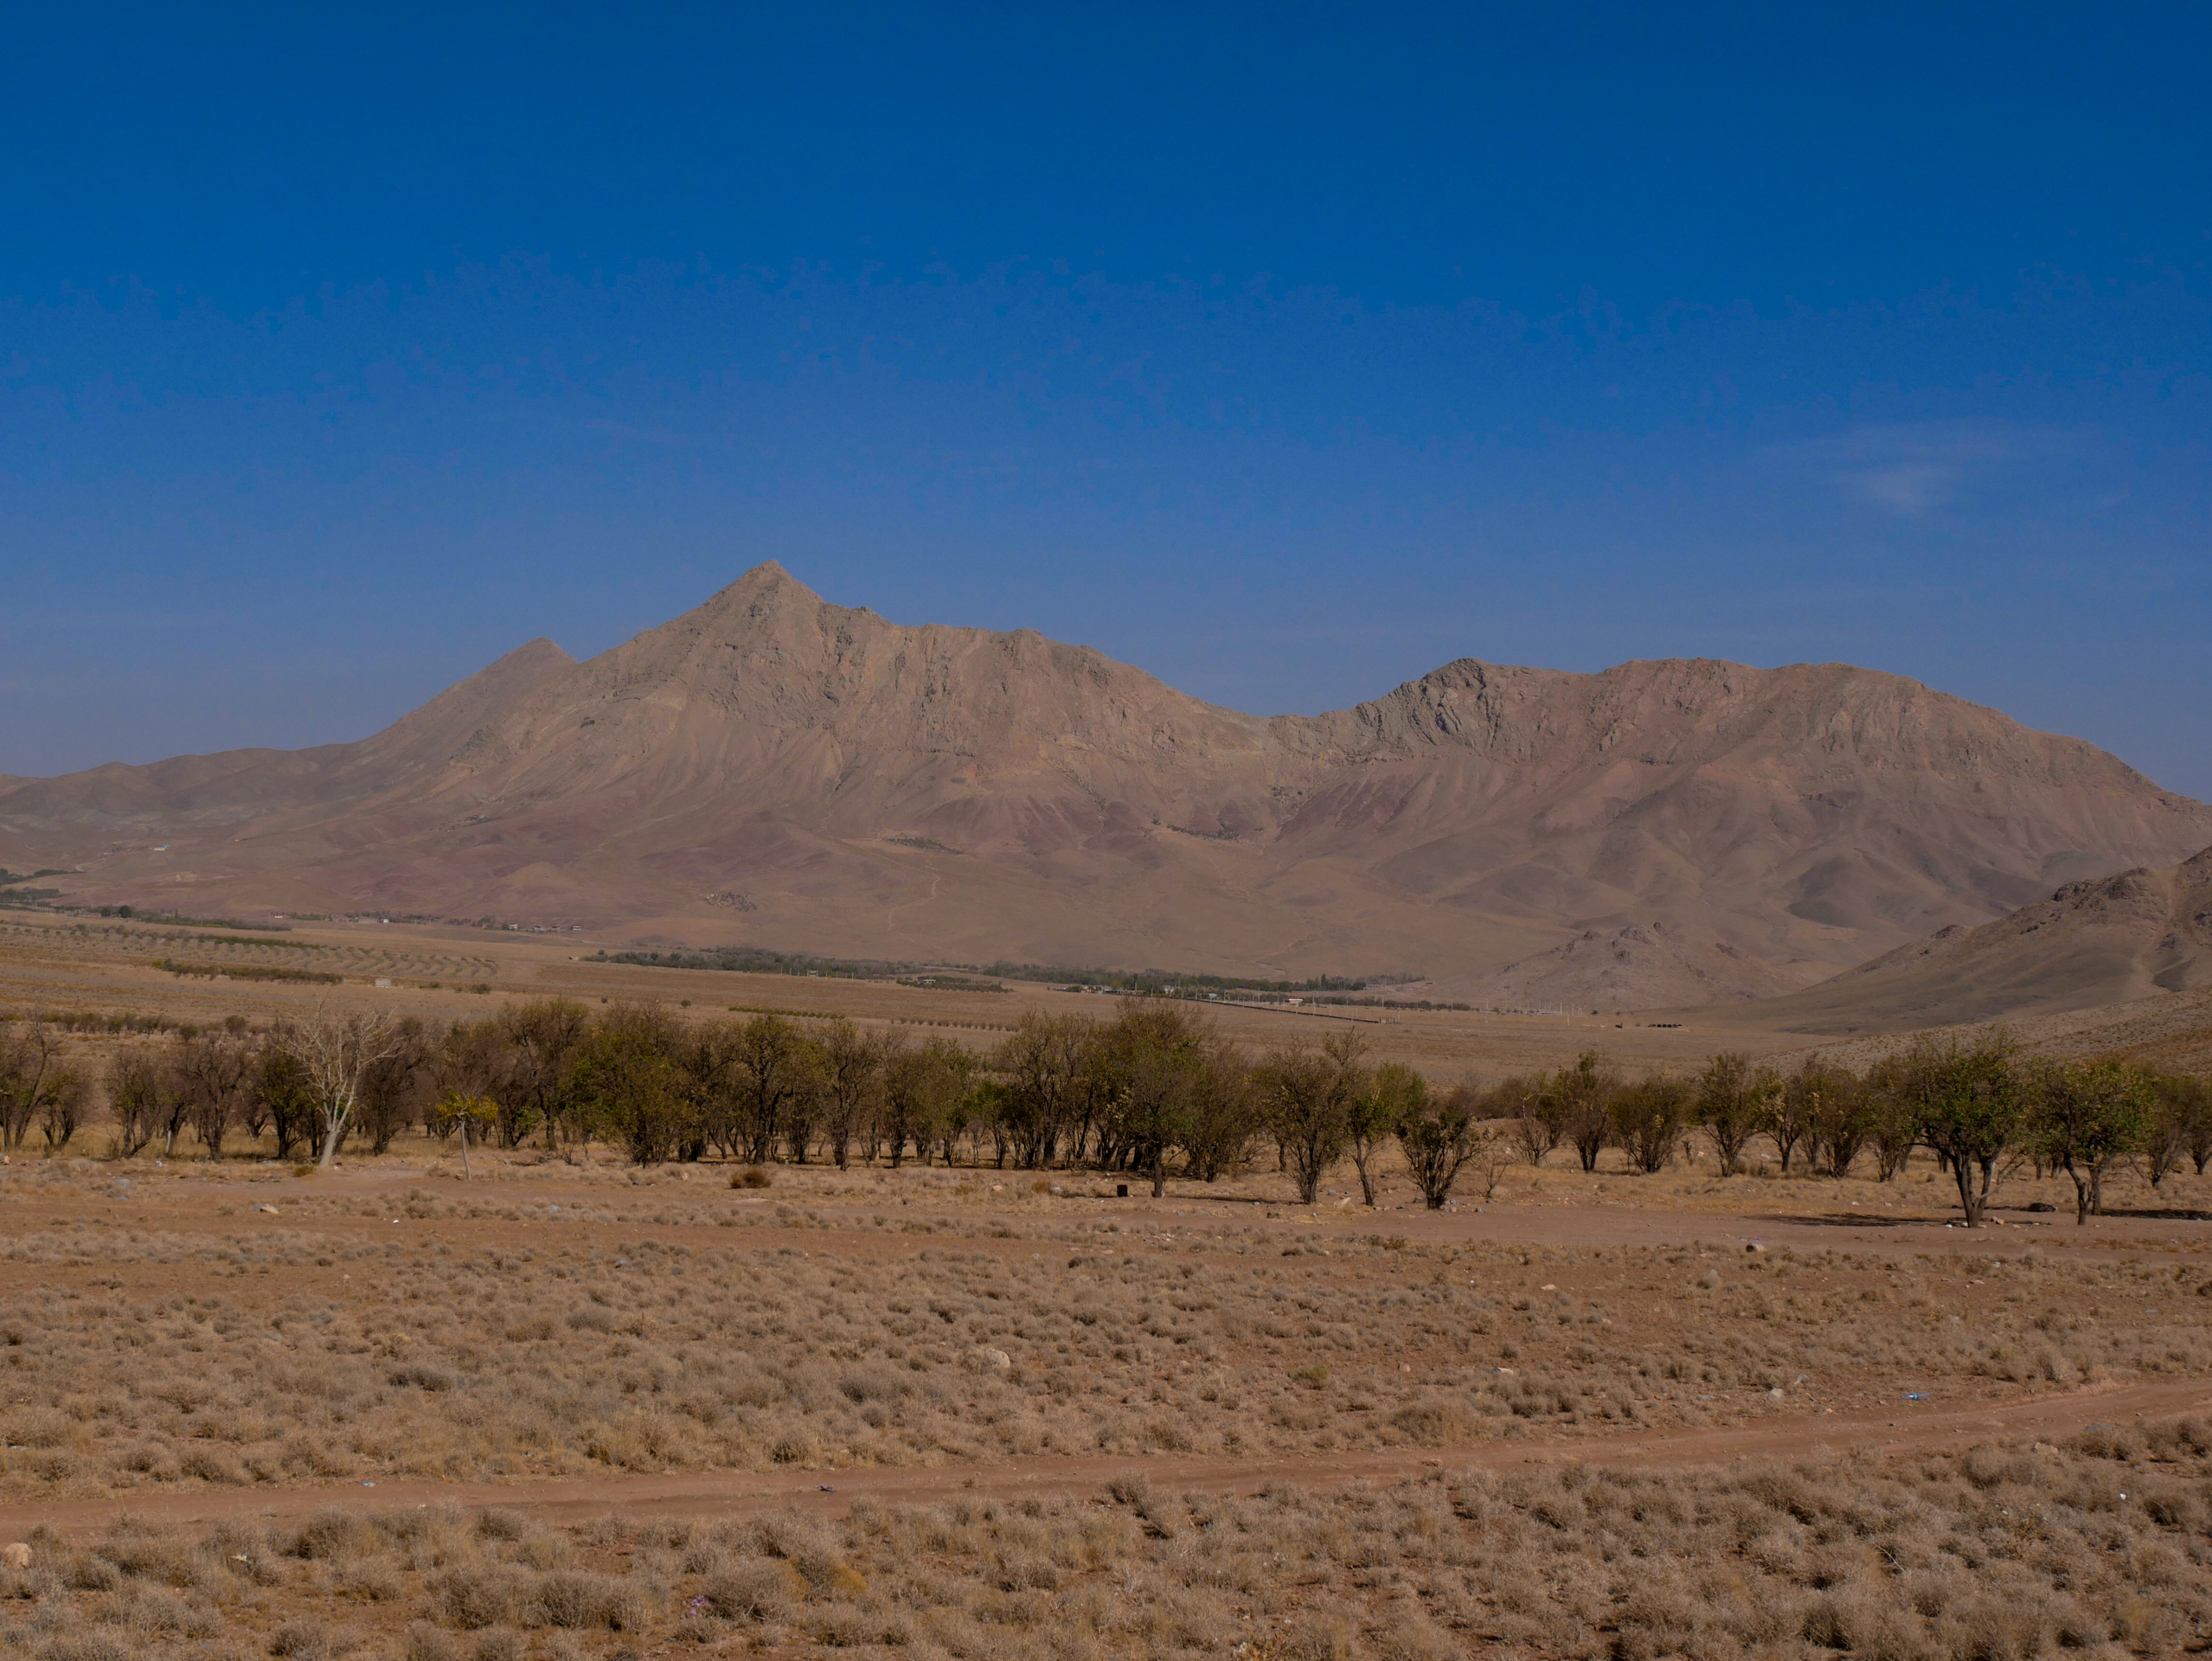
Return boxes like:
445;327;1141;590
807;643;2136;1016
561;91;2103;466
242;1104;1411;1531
4;2;2208;794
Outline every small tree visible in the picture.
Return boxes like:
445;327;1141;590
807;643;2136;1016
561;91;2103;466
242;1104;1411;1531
1796;1057;1869;1177
992;1011;1098;1170
1695;1052;1767;1175
176;1029;258;1159
2032;1059;2154;1224
106;1049;171;1158
356;1020;433;1156
1908;1032;2026;1227
2146;1073;2212;1182
1;1023;87;1154
252;1048;320;1161
1558;1050;1619;1173
1259;1042;1351;1205
1497;1074;1564;1167
493;997;593;1151
1395;1081;1492;1208
1862;1053;1920;1180
1094;1001;1219;1198
433;1091;502;1179
817;1019;888;1170
1610;1074;1690;1174
2140;1071;2194;1188
276;1005;403;1170
1763;1060;1827;1174
1181;1045;1258;1183
878;1037;973;1170
1343;1048;1412;1207
732;1014;810;1164
36;1061;88;1152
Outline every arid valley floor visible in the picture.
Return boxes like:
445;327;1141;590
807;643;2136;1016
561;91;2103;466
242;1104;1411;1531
5;914;2212;1660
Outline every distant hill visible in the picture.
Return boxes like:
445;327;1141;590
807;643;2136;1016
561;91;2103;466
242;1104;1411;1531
5;562;2208;994
1428;921;1805;1011
1720;844;2212;1034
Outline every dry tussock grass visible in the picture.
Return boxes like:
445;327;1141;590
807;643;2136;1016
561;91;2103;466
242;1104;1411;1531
6;1205;2212;1498
5;1422;2212;1660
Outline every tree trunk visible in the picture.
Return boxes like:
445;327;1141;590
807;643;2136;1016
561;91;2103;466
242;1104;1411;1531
318;1112;347;1170
1951;1156;1984;1225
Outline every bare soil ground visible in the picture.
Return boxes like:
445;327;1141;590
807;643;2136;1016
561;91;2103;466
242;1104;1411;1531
4;1143;2212;1658
8;920;2212;1657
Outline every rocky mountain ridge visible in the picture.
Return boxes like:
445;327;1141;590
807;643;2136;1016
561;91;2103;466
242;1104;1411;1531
4;562;2207;999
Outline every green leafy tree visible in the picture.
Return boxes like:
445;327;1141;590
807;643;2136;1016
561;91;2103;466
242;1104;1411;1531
1395;1081;1494;1208
1610;1074;1692;1174
732;1013;814;1164
250;1047;320;1162
492;997;593;1150
2145;1072;2212;1183
1862;1053;1920;1180
1796;1057;1869;1177
991;1011;1097;1170
1337;1041;1401;1205
1497;1073;1564;1167
1257;1041;1352;1205
2032;1058;2155;1223
879;1036;973;1168
1761;1058;1830;1174
1094;1000;1216;1197
567;1004;692;1165
1907;1032;2027;1227
1695;1052;1770;1176
1558;1050;1620;1173
433;1091;502;1179
1181;1043;1258;1183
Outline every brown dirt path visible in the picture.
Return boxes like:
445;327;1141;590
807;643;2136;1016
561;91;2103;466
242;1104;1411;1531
7;1377;2203;1540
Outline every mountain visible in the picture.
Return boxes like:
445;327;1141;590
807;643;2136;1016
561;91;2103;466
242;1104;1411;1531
4;562;2208;994
1725;844;2212;1034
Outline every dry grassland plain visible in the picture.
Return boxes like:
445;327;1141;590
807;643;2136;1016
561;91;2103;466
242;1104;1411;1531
5;914;2212;1660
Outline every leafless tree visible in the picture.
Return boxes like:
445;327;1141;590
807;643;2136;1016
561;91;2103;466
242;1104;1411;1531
275;1004;403;1169
0;1023;67;1151
175;1029;258;1158
106;1048;172;1158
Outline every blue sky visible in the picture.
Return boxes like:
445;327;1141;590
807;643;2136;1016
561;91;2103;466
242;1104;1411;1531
3;2;2208;794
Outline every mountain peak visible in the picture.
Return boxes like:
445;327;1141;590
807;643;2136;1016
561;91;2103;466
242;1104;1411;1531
697;560;820;612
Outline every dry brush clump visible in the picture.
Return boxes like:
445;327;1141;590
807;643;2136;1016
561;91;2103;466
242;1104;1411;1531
6;1220;2212;1500
6;1422;2212;1659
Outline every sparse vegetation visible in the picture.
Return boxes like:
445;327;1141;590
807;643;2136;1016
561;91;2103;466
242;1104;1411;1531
3;1421;2211;1658
154;959;343;985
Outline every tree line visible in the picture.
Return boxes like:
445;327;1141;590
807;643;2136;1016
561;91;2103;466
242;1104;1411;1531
5;1004;2207;1227
3;999;1508;1208
1488;1033;2211;1225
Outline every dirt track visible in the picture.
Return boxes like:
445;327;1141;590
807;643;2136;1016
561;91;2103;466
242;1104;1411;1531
8;1376;2202;1540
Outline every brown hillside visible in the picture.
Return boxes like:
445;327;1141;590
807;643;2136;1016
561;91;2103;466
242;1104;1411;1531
3;563;2207;991
1723;843;2212;1035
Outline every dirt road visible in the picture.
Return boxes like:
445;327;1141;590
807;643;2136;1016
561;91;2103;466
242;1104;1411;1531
8;1376;2202;1539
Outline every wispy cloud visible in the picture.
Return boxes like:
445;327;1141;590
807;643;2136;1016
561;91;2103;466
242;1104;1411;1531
1761;420;2064;517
